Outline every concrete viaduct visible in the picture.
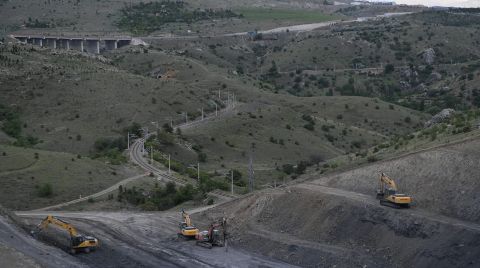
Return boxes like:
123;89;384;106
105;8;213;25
12;35;132;54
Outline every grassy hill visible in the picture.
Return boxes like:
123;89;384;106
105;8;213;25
0;144;139;210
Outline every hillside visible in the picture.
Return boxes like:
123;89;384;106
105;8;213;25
199;136;480;267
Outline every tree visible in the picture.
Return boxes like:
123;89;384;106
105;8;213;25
38;183;53;197
384;64;395;74
162;123;173;133
282;164;295;175
296;161;308;174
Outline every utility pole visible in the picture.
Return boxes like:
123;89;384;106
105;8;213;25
248;147;255;193
218;89;221;99
168;154;171;174
127;132;130;150
201;108;204;120
197;162;200;181
150;146;153;163
185;112;188;124
215;103;218;116
231;170;234;195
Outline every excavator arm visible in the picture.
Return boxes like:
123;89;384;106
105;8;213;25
37;215;78;237
182;210;192;227
379;173;397;192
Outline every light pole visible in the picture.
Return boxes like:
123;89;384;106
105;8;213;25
197;162;200;181
215;103;218;116
231;170;234;195
127;132;130;150
168;154;171;173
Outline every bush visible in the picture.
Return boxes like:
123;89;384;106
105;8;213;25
304;123;315;131
384;64;395;74
296;161;308;174
37;183;53;197
0;105;22;138
282;164;295;175
13;135;39;147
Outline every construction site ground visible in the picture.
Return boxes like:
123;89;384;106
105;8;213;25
1;137;479;267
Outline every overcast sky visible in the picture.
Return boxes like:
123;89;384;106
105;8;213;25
371;0;480;7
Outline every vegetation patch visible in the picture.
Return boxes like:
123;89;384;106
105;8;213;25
117;182;198;211
236;8;338;22
117;1;239;34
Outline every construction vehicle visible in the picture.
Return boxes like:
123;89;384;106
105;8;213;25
377;173;412;208
195;222;225;249
178;210;199;239
32;215;98;254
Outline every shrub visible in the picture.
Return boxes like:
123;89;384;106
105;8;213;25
282;164;295;175
304;123;315;131
384;64;395;74
37;183;53;197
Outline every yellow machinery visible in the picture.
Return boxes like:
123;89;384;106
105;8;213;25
178;210;199;239
377;173;412;208
33;215;98;254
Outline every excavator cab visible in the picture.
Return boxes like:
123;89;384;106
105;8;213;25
71;234;98;252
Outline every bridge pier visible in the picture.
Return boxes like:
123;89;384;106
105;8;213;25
70;39;84;52
57;39;70;50
32;38;43;47
45;38;57;49
105;40;118;50
85;39;100;54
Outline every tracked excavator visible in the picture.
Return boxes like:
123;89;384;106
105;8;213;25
377;173;412;208
32;215;98;254
195;218;226;249
178;210;199;239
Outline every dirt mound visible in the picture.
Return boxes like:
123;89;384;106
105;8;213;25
305;138;480;223
201;187;480;268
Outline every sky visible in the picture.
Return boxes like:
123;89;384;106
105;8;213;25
370;0;480;7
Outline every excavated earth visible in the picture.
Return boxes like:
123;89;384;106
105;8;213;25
197;137;480;268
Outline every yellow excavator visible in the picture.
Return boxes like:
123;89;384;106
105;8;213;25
32;215;99;254
178;210;199;239
377;173;412;208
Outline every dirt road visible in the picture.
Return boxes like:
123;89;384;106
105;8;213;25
16;211;296;268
